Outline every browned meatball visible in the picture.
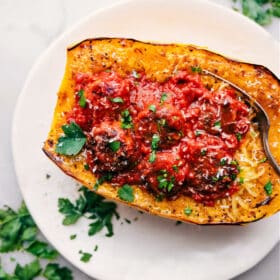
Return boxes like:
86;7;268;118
87;121;138;172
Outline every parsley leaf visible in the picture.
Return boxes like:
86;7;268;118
132;70;140;79
157;170;175;192
58;187;119;237
184;207;192;216
0;203;37;253
160;93;168;104
93;173;112;191
191;66;202;73
117;184;134;202
233;0;279;26
26;241;58;260
214;121;221;128
111;97;124;103
79;251;92;263
55;122;86;156
151;134;160;150
264;180;273;196
14;259;41;280
149;104;156;112
108;141;121;152
77;90;86;108
43;263;73;280
121;109;133;129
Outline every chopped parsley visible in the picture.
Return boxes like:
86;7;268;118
184;207;193;216
173;165;179;172
160;92;168;104
149;134;160;163
239;177;244;184
151;134;160;150
77;90;86;108
55;122;86;156
15;259;42;280
93;173;112;191
70;234;77;240
200;148;207;156
43;263;73;280
117;184;134;202
121;109;133;129
26;240;58;260
191;66;202;73
132;70;140;79
108;141;121;152
79;251;92;263
111;97;124;103
232;0;280;26
84;164;90;170
264;180;273;196
236;133;242;141
58;186;119;237
195;130;203;136
149;104;156;112
214;120;221;128
157;170;175;192
259;157;267;163
149;150;156;163
220;158;227;165
94;245;98;252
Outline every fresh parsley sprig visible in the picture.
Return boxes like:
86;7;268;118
58;187;119;237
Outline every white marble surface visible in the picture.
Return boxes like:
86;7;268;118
0;0;279;279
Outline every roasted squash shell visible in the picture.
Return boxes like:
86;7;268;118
43;38;280;224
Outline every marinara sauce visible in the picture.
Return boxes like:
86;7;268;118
68;70;250;205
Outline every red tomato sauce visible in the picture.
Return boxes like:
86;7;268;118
67;70;250;205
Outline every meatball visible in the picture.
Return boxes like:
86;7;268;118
87;121;138;172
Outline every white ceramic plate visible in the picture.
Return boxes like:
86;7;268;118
13;0;280;279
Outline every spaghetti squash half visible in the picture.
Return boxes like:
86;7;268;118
43;38;280;224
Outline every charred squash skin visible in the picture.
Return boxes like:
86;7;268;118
43;38;280;225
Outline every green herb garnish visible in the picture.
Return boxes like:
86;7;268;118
259;157;267;163
111;97;124;103
58;187;118;237
184;207;192;216
79;251;92;263
220;158;227;165
195;130;203;136
132;70;140;79
117;184;134;202
43;263;73;280
94;173;112;191
108;141;121;152
14;259;42;280
160;93;168;104
191;66;202;73
264;180;273;196
121;109;133;129
214;121;221;128
70;234;76;240
55;122;86;156
77;90;86;108
239;177;244;184
173;165;179;172
151;134;160;150
149;150;156;163
94;245;98;252
26;241;58;260
84;164;90;171
236;133;242;141
200;148;207;156
233;0;280;26
149;104;156;112
157;170;175;192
